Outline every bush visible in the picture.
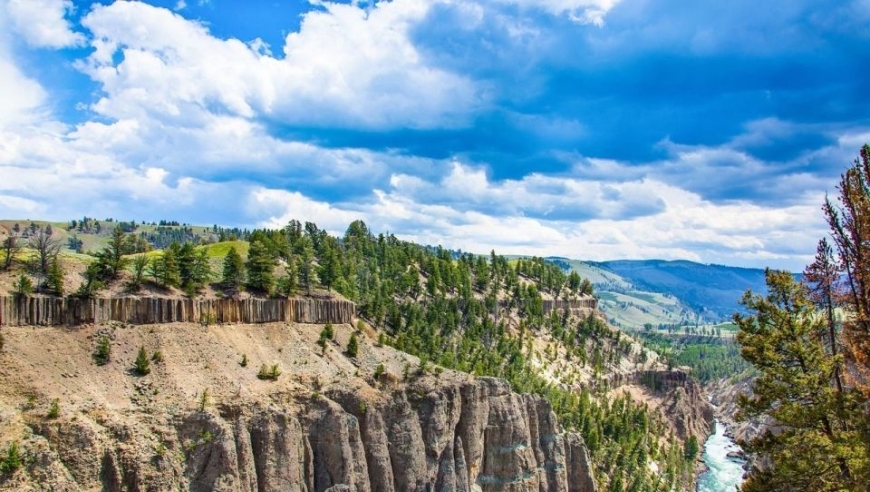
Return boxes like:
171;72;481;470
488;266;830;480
93;336;111;365
347;333;359;357
257;363;281;381
240;354;248;367
322;323;334;340
135;347;151;376
47;398;59;419
151;350;163;364
0;441;22;475
374;363;385;380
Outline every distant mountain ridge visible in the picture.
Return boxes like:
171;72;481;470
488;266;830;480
590;259;772;322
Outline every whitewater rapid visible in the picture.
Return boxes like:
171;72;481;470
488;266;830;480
697;420;746;492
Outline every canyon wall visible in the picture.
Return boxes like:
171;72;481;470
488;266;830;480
9;378;597;492
0;296;355;327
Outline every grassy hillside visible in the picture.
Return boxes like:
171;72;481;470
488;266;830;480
593;260;772;321
561;259;701;330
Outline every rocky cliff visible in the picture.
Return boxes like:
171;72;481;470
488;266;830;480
0;296;355;327
0;321;596;492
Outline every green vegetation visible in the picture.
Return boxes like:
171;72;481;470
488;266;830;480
221;246;245;290
735;146;870;490
47;398;59;419
135;347;151;376
347;332;359;357
0;216;698;489
13;275;33;297
0;441;22;475
93;336;111;366
637;332;752;383
198;388;209;411
257;363;281;381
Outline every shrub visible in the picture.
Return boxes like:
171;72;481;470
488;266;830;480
93;336;111;365
0;441;22;475
240;354;248;367
199;388;209;411
347;333;359;357
135;347;151;376
47;398;59;419
322;323;334;340
257;363;281;381
374;363;385;380
151;350;163;364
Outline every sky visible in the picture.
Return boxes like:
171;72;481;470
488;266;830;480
1;0;868;270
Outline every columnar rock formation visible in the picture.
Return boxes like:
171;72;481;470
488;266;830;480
0;296;355;326
19;378;596;492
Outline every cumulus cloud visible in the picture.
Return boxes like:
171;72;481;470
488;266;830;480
5;0;84;48
78;0;483;130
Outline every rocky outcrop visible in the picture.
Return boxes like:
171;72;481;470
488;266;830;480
637;370;715;444
14;378;595;492
0;295;355;326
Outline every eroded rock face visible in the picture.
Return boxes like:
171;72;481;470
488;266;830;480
17;378;596;492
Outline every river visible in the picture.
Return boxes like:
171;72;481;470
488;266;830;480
697;420;745;492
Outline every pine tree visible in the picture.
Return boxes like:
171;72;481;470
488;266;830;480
347;332;359;357
128;254;149;292
158;245;181;288
135;346;151;376
45;256;64;296
93;336;111;365
298;235;317;295
245;240;276;293
13;275;33;297
95;225;129;279
735;270;869;490
221;246;245;290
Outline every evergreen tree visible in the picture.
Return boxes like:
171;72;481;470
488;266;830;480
157;245;181;288
13;275;32;297
246;240;276;293
735;270;869;490
75;263;103;298
128;254;149;292
93;336;111;365
347;332;359;357
135;346;151;376
318;242;341;292
298;235;317;295
95;225;129;279
221;246;245;290
45;256;64;296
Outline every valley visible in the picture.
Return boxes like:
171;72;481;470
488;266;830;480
0;218;718;491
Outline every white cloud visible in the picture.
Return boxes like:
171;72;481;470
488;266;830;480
78;0;483;130
0;2;49;129
249;189;364;235
500;0;622;25
5;0;84;48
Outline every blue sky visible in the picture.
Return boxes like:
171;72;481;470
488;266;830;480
1;0;868;270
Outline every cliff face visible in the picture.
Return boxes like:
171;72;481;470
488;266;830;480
636;370;714;445
0;322;596;492
6;379;596;492
0;296;355;326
